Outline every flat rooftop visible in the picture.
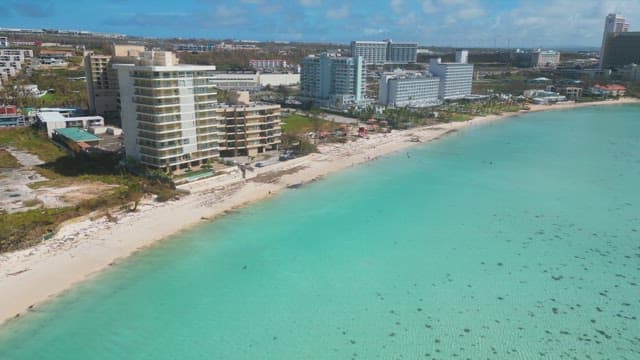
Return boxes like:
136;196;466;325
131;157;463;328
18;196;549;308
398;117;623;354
54;127;101;142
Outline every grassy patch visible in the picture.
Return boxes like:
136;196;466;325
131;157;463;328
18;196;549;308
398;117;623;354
0;131;180;252
0;127;66;163
282;114;338;134
22;199;43;208
0;149;20;168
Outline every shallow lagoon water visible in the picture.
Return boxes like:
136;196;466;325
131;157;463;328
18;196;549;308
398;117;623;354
1;105;639;359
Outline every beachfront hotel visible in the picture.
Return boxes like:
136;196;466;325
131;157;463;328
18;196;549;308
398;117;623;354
300;53;366;108
428;52;474;100
115;51;281;172
350;40;418;65
378;71;441;107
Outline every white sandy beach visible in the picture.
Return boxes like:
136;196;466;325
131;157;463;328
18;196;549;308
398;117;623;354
1;97;639;326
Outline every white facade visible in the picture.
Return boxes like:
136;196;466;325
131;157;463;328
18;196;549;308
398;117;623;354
258;73;300;87
429;58;474;100
601;13;630;68
37;111;105;138
351;41;388;65
387;43;418;63
532;50;560;68
209;72;258;90
351;40;417;65
0;49;33;81
115;51;280;170
250;59;288;70
115;59;219;169
378;72;440;107
455;50;468;64
300;53;365;107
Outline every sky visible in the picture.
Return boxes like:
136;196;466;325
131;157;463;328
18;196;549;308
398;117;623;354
1;0;639;48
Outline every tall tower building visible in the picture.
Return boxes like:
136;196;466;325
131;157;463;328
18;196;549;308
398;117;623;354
115;51;281;172
600;13;630;68
429;57;474;100
300;53;365;107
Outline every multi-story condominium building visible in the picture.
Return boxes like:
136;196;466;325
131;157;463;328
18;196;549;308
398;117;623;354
601;13;630;68
387;42;418;64
511;49;560;68
601;32;640;68
455;50;468;64
84;44;147;121
0;37;8;48
84;54;120;120
532;50;561;68
378;71;440;107
172;43;215;52
0;49;33;81
115;51;280;172
351;40;418;65
216;101;282;158
113;44;145;57
429;57;474;100
350;41;388;65
208;71;259;90
300;53;365;107
249;59;288;71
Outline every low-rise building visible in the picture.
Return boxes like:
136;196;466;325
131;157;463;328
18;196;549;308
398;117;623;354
250;59;288;71
258;73;300;87
39;49;75;59
36;111;105;138
532;50;561;68
52;127;101;152
590;84;626;96
512;49;561;68
173;43;215;52
0;105;25;127
559;86;583;100
209;71;258;90
523;90;567;104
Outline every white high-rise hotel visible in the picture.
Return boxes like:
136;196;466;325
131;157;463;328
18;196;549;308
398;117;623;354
428;50;474;100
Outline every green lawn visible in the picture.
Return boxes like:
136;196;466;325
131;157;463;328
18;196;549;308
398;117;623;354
0;127;181;252
0;149;20;168
282;114;339;134
0;127;66;163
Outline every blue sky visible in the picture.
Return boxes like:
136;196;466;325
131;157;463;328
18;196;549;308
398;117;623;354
1;0;639;47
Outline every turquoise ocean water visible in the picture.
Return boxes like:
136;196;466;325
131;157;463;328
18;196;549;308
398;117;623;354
1;105;639;359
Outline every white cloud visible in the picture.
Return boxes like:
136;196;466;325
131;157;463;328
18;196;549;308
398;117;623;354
390;0;403;13
457;3;484;20
326;5;349;20
421;0;437;14
298;0;321;6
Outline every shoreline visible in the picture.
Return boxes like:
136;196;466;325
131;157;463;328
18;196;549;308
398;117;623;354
1;97;639;327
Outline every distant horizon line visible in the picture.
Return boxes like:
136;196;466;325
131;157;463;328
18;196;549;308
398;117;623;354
0;26;604;51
